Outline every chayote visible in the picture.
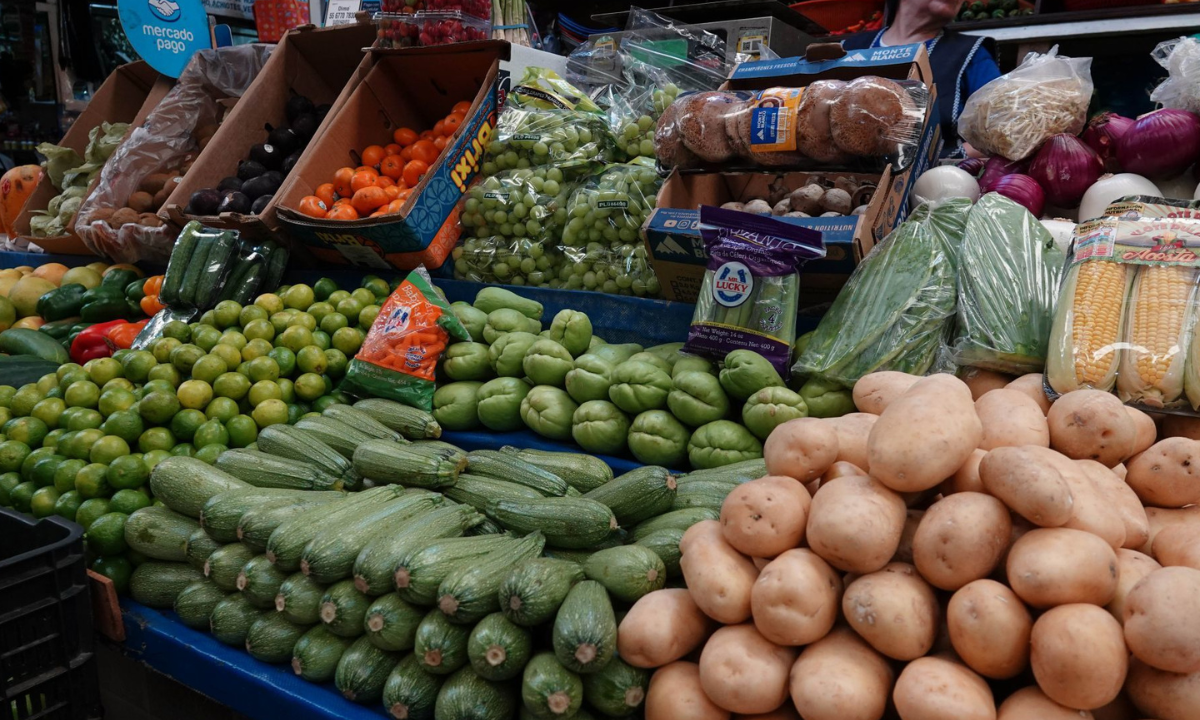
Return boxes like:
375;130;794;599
548;309;593;357
483;308;530;344
432;381;483;431
571;400;631;455
450;302;488;342
442;342;495;382
520;385;578;441
687;420;764;469
719;350;784;401
672;354;715;378
627;410;691;467
523;339;574;387
742;386;808;440
609;360;672;414
799;376;855;419
626;352;671;375
489;332;539;377
667;371;730;427
565;354;615;404
524;317;542;334
794;330;816;358
589;335;607;351
476;377;531;432
643;342;686;368
592;343;642;366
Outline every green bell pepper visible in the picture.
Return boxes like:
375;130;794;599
39;317;83;341
125;278;148;302
80;292;133;322
100;268;139;291
36;284;89;322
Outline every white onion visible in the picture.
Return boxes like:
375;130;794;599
911;166;980;209
1078;173;1163;222
1040;218;1078;254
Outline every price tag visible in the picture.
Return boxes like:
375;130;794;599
324;0;361;26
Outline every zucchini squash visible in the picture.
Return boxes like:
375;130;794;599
124;505;200;562
237;555;289;609
414;609;472;675
238;497;339;552
395;535;519;606
276;572;327;625
521;652;583;719
353;398;442;440
320;580;371;638
629;507;719;542
266;485;404;571
130;562;205;608
580;656;649;717
210;593;267;647
670;479;736;511
246;612;309;664
488;498;617;550
292;625;354;683
203;488;342;543
365;594;425;652
383;654;442;720
436;532;546;625
434;666;518;720
335;636;400;704
467;613;532;682
352;440;466;489
257;424;357;484
173;579;228;630
675;457;766;485
353;504;482;595
582;545;667;602
442;474;541;515
149;456;249;519
499;447;612;493
634;527;685;578
465;450;570;497
583;466;676;526
322;403;404;442
214;450;344;491
300;491;441;583
498;558;584;628
185;528;222;570
294;416;379;459
552;581;616;674
204;543;256;592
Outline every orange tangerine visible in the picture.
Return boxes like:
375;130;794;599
315;183;337;206
332;167;355;197
298;196;328;218
380;155;405;180
402;159;429;188
350;169;379;193
361;145;387;168
327;204;359;220
351;186;388;214
393;127;418;147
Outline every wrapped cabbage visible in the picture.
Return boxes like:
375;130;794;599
36;143;83;189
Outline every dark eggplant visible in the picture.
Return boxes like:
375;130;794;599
249;144;285;170
292;113;318;141
240;175;280;201
217;191;252;214
217;176;243;193
250;194;273;214
285;95;315;123
237;160;267;181
265;125;299;156
185;189;221;216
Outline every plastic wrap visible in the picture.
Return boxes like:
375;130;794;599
451;235;567;287
460;168;575;244
794;198;972;387
952;193;1066;374
958;46;1093;162
1151;37;1200;115
75;44;273;263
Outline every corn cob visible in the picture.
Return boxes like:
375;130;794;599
1046;261;1133;394
1117;264;1199;407
352;440;467;488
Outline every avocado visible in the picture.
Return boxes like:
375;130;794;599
292;113;318;141
281;151;303;175
241;175;279;201
185;189;221;216
217;176;243;193
286;95;315;123
249;144;284;170
266;125;299;156
217;191;251;215
237;160;267;181
250;194;273;214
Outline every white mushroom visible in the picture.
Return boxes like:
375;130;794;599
772;198;792;216
784;211;811;218
788;184;825;215
744;199;773;216
821;188;853;215
721;202;746;212
820;211;843;217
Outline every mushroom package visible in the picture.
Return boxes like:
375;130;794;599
655;77;928;171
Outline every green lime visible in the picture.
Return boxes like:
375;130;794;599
204;397;238;423
293;373;326;402
191;355;227;385
193;419;230;449
319;312;349;335
234;361;250;379
194;444;226;464
311;395;339;413
268;347;296;376
284;284;316;310
213;372;251;401
210;343;242;371
9;481;36;512
101;378;136;395
147;363;181;387
162;320;191;342
170;409;207;442
102;410;144;443
56;363;83;382
313;278;338;301
111;349;132;364
256;293;284;315
43;386;63;400
248;381;282;407
64;380;100;409
225;415;258;448
289;312;317;332
151;337;182;364
310;330;331;351
243;319;275;343
63;367;93;387
170;344;205;374
74;462;109;499
177;380;214;411
53;459;86;493
294;345;326;375
42;428;65;449
106;454;148;490
335;297;365;320
138;391;180;426
350;288;375;307
247;356;281;383
90;435;130;464
252;399;289;428
170;443;196;457
86;357;123;386
139;427;176;453
286;403;308;424
0;386;15;408
0;471;20;506
359;305;381;328
65;408;104;431
0;440;30;473
98;388;137;417
142;380;176;397
278;326;313;353
362;276;390;299
31;454;66;488
62;429;104;460
213;300;243;328
109;488;152;515
5;417;48;448
142;449;171;470
36;373;59;394
91;555;133;593
323;349;349;378
276;378;295;404
53;490;82;521
269;311;294;336
332;327;364;356
306;302;335;324
121;350;158;383
242;338;274;362
192;325;223;352
30;486;60;517
220;329;248;351
327;289;351;305
86;512;128;555
0;407;10;427
75;498;111;529
240;304;269;326
10;384;46;417
31;397;66;429
197;310;216;325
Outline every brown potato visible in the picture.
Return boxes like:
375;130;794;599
1125;658;1200;720
1123;566;1200;674
680;521;758;624
1112;463;1127;480
1047;389;1137;467
1090;693;1140;720
1076;459;1149;550
851;371;919;415
1142;505;1200;554
892;655;996;720
750;549;841;646
830;413;876;469
1106;549;1162;625
789;628;894;720
1031;603;1127;710
646;661;731;720
721;476;811;558
127;191;154;213
140;173;172;195
947;579;1032;680
962;368;1015;400
1153;523;1200;569
732;709;799;720
618;589;714;668
976;389;1051;450
1006;528;1119;608
944;448;987;494
821;461;865;484
110;207;140;227
1124;437;1200;508
763;418;839;482
842;563;938;661
806;475;906;574
1162;414;1200;441
1127;408;1158;456
1051;456;1126;549
1007;373;1053;415
998;686;1098;719
699;624;796;714
892;509;923;564
912;492;1012;590
979;446;1075;527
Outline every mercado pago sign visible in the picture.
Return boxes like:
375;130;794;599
118;0;212;78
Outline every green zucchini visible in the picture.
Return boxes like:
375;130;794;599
466;519;505;536
173;579;228;629
435;666;518;720
185;528;223;570
129;561;205;608
320;580;372;638
238;497;341;552
443;474;541;514
414;609;471;675
210;593;267;647
276;572;327;625
498;558;584;628
580;656;649;717
246;612;309;664
214;450;344;491
522;652;583;719
583;466;677;526
499;447;612;492
336;636;401;704
436;532;546;624
292;625;354;683
395;535;520;605
322;404;404;442
149;456;250;519
488;498;617;550
352;440;466;489
257;424;355;481
465;450;570;497
582;545;666;602
301;491;441;583
237;555;289;609
124;505;200;562
365;594;425;652
519;708;594;720
552;581;616;674
295;416;379;459
629;507;719;542
383;654;442;720
353;504;483;596
676;458;766;485
202;487;338;543
634;527;685;577
204;543;255;592
266;485;404;571
353;398;442;440
467;613;532;681
540;548;598;564
670;480;736;510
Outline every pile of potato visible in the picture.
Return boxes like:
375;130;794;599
619;369;1200;720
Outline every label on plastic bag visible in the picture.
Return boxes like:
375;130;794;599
1073;200;1200;268
750;88;802;153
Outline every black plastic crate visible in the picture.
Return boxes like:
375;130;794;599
1;509;102;720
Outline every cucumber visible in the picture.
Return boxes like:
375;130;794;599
414;609;471;675
185;528;222;570
295;416;379;459
238;497;342;552
436;532;546;625
266;485;404;571
237;555;289;609
629;507;719;542
353;504;482;596
178;233;214;306
395;535;520;606
202;487;340;543
634;527;685;577
173;579;228;629
160;224;200;305
129;561;204;608
352;398;442;440
443;474;541;514
670;480;736;510
0;329;70;364
246;612;309;664
465;451;570;497
552;581;616;674
124;505;200;562
583;466;677;526
276;572;327;625
383;654;442;720
581;656;649;717
204;543;255;592
193;230;237;308
210;593;267;646
582;545;666;602
214;450;344;491
435;666;518;720
257;424;355;481
498;558;584;628
365;594;425;652
322;404;404;442
352;440;466;489
336;636;401;704
467;613;532;682
488;498;617;549
292;625;354;683
521;652;583;719
149;456;250;518
320;579;371;638
499;447;612;493
301;491;441;584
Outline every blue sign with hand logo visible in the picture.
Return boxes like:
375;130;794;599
119;0;211;78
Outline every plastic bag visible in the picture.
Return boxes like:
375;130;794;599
958;46;1093;161
461;168;576;244
452;235;566;287
1150;37;1200;114
621;6;735;87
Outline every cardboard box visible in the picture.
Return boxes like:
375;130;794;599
13;61;171;255
161;22;378;240
275;41;507;270
642;42;943;304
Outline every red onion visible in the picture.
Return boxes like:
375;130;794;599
978;156;1027;194
1028;134;1103;208
957;157;985;176
992;174;1045;218
1117;108;1200;179
1082;112;1133;172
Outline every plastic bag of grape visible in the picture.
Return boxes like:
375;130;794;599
451;235;567;289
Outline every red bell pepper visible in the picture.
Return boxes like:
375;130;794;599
106;319;148;350
70;319;126;363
